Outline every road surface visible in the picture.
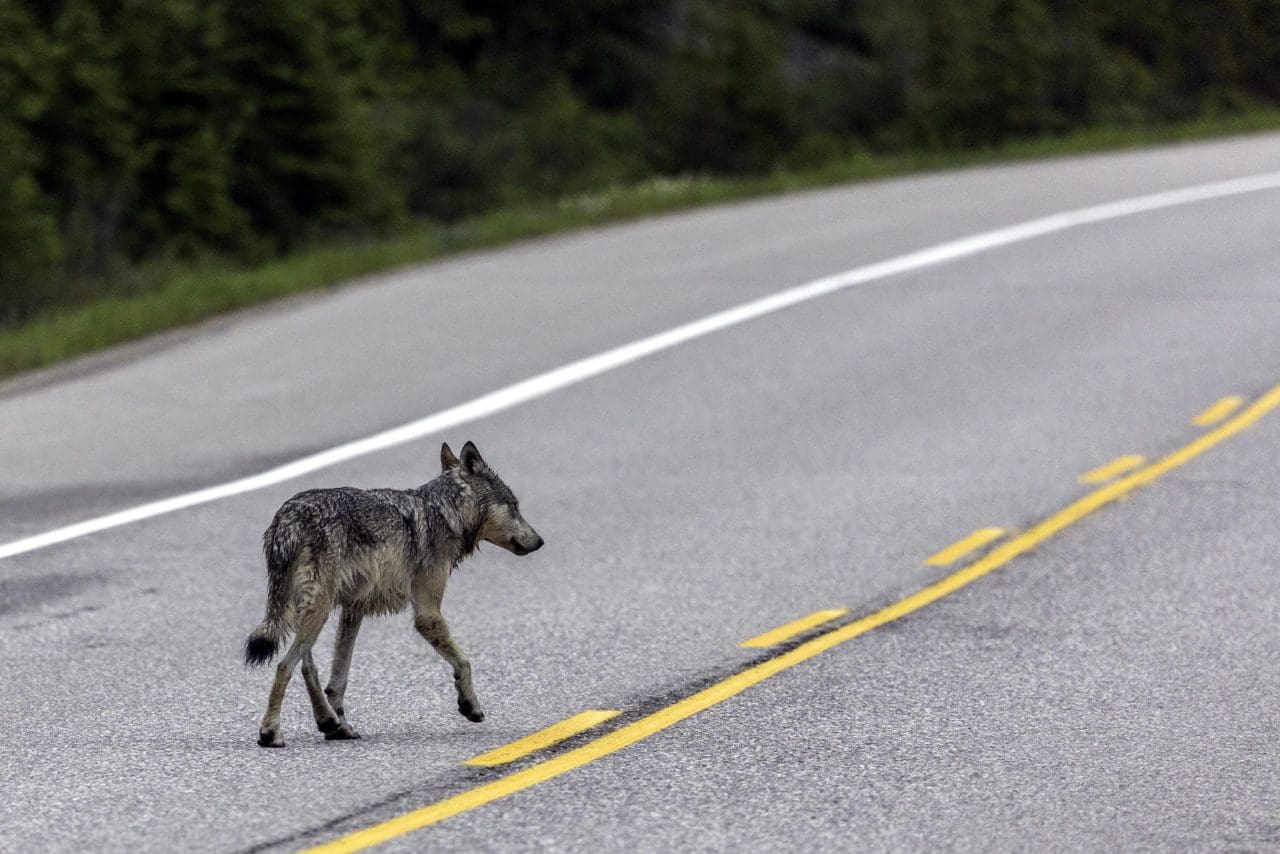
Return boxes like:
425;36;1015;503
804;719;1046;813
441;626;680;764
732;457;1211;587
2;133;1280;852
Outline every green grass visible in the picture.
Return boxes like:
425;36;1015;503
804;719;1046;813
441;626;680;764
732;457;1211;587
4;109;1280;383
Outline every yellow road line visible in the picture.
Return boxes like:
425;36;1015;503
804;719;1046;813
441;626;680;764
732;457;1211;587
1192;395;1244;427
1078;454;1146;484
302;384;1280;854
463;711;621;767
738;608;849;648
923;526;1006;566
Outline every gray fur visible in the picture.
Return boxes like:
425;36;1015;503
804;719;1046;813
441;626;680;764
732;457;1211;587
243;441;542;747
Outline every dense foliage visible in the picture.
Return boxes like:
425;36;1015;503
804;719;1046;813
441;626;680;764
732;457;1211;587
2;0;1278;323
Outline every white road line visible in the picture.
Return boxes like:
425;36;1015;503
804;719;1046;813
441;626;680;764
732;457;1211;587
4;170;1280;562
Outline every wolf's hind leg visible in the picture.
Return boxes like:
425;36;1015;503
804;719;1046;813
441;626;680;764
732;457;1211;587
301;650;355;740
324;608;364;739
413;609;484;723
257;601;330;748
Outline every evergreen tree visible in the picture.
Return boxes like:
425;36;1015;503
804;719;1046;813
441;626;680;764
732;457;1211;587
0;0;62;322
222;0;395;253
34;0;138;283
116;0;250;257
645;4;798;173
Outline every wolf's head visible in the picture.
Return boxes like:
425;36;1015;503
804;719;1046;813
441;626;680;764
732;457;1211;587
441;441;544;556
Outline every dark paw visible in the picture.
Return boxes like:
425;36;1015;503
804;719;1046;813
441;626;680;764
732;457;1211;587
325;722;362;740
317;717;342;735
258;730;285;748
459;701;485;723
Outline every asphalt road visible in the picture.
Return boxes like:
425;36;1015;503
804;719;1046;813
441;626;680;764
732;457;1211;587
3;134;1280;852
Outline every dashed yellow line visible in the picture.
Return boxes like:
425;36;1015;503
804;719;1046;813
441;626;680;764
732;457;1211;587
1079;454;1146;484
738;608;849;648
923;527;1005;566
464;711;621;767
1192;395;1244;427
302;385;1280;854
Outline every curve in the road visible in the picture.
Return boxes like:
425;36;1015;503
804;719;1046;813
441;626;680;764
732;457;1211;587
4;170;1280;565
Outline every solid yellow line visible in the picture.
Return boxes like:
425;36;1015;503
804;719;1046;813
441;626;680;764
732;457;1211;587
923;526;1006;566
738;608;849;648
463;711;621;767
1078;454;1146;484
1192;395;1244;427
302;385;1280;854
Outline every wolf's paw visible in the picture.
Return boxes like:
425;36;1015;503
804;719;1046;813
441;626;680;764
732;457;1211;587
325;722;362;741
257;729;285;748
459;699;486;723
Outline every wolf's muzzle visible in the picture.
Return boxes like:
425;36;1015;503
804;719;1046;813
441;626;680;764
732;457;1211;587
513;536;544;556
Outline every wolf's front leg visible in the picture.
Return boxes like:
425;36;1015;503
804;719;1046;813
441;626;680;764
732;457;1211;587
413;611;484;722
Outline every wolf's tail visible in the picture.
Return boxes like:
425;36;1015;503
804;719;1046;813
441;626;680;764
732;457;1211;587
243;515;301;666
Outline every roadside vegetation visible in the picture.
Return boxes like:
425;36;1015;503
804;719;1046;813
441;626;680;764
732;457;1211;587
2;1;1279;380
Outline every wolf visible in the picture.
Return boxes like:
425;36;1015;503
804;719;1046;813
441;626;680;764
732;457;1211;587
243;440;543;747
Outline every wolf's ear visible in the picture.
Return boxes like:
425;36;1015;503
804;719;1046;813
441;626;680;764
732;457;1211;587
441;442;460;471
460;441;487;475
